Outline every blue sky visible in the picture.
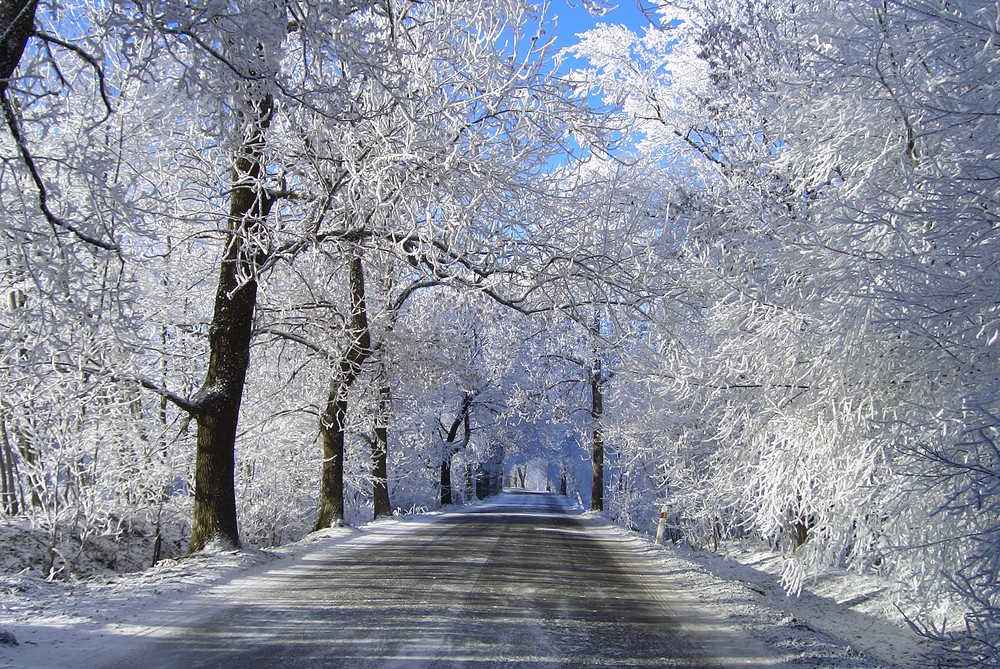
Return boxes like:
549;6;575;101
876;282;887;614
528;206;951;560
549;1;653;59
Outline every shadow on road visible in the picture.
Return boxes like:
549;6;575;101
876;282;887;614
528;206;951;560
12;492;787;669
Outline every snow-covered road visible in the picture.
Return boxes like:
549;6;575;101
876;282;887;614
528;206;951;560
3;491;926;668
113;491;779;667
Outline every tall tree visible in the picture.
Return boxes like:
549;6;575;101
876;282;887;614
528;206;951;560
371;364;392;518
315;251;372;529
188;91;276;551
590;335;605;512
120;0;304;552
439;392;474;507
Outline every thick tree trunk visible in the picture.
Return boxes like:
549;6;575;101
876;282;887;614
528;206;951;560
371;376;392;518
590;354;604;512
315;391;348;529
314;253;371;530
188;204;260;553
188;94;274;554
439;458;453;506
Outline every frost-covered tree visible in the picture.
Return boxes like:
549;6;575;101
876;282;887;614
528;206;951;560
113;0;424;549
1;0;120;250
575;0;1000;660
0;0;187;574
279;0;658;527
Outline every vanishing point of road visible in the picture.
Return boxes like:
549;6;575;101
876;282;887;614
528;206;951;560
83;492;776;668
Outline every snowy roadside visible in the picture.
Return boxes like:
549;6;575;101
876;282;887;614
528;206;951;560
591;515;945;669
0;514;435;669
691;546;939;669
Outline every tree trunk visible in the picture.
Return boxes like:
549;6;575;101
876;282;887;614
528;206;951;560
0;0;38;95
188;94;274;554
371;375;391;518
314;253;371;530
474;466;484;500
590;353;604;512
438;393;473;507
1;286;26;515
17;429;39;509
485;445;504;497
0;416;15;515
315;390;348;529
439;457;453;506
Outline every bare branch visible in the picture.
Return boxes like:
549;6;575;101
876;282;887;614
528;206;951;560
35;30;114;124
253;325;336;362
135;377;201;416
1;91;120;252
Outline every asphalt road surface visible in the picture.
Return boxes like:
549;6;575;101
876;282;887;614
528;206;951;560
89;492;775;668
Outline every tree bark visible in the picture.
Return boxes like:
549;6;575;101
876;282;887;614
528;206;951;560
315;390;348;529
314;253;371;530
0;0;37;95
488;446;504;497
17;428;38;509
0;416;15;515
188;94;274;554
439;458;453;506
438;393;473;507
371;374;392;518
474;465;485;500
590;352;604;512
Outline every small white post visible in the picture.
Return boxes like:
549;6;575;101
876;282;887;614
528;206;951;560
655;509;667;545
